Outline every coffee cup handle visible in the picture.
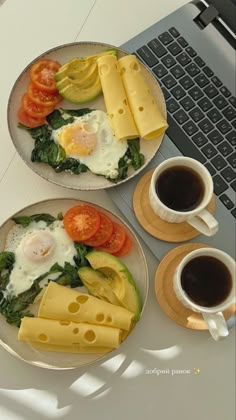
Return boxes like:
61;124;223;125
202;312;229;341
187;209;219;236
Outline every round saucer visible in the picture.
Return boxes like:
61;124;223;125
133;169;216;243
155;243;236;330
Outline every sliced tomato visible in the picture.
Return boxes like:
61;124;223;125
96;223;126;254
84;212;114;247
63;205;101;242
27;82;62;108
30;59;61;93
113;235;133;257
17;107;46;128
21;93;54;118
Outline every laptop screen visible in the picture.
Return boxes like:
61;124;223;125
208;0;236;34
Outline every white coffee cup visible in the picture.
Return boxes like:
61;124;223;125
173;247;236;341
149;156;218;236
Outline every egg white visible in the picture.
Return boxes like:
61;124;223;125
5;220;77;296
52;110;128;179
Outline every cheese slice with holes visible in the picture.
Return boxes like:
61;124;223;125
38;282;134;331
118;55;168;140
26;341;113;354
97;54;138;140
18;317;121;348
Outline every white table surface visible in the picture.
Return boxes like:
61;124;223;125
0;1;235;419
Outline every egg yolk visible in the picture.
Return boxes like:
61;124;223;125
22;232;55;262
58;123;97;157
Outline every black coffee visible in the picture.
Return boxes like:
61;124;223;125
181;256;232;307
156;166;205;212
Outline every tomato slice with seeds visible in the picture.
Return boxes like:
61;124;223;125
27;82;62;108
17;107;46;128
30;59;61;93
84;212;114;247
113;235;133;257
21;93;54;118
63;205;101;242
96;223;126;254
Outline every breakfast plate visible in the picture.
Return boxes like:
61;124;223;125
7;41;167;190
0;198;148;369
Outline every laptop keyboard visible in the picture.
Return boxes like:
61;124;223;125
136;27;236;219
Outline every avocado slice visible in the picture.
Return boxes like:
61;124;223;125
57;75;102;104
78;266;121;306
85;251;142;320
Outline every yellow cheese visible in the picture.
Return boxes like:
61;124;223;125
26;342;113;354
97;54;139;140
38;282;134;331
118;55;168;140
18;317;121;348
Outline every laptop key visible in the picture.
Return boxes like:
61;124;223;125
229;97;236;108
232;120;236;129
207;108;222;123
221;166;236;183
189;107;204;122
171;85;186;100
203;66;214;77
166;114;206;163
231;180;236;192
211;76;223;87
168;27;180;38
167;42;182;56
186;46;196;57
192;132;208;147
216;119;231;134
185;63;200;77
202;143;217;159
173;109;189;124
137;46;158;67
170;64;185;79
227;152;236;168
195;73;209;88
162;74;177;89
222;106;236;122
231;208;236;218
161;54;176;68
161;87;171;100
213;175;228;195
211;155;227;171
166;98;180;113
182;120;198;136
220;86;231;98
180;95;195;111
204;162;216;176
217;141;233;157
208;129;223;145
213;95;228;110
153;63;168;78
220;194;234;210
177;37;188;47
189;86;203;101
194;56;205;67
204;84;218;99
226;131;236;146
199;118;214;134
158;32;174;45
176;52;191;66
198;97;213;112
179;75;194;90
148;39;167;58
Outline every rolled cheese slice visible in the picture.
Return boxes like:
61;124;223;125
26;342;113;354
38;282;134;331
118;55;168;140
18;317;121;348
97;54;139;140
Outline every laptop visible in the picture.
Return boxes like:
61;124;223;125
109;0;236;262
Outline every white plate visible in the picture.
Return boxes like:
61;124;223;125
7;41;167;191
0;198;149;369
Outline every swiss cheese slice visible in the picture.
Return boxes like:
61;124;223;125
38;282;134;331
118;55;168;140
97;54;139;140
18;317;121;348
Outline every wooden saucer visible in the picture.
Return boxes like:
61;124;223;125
155;243;236;330
133;169;215;243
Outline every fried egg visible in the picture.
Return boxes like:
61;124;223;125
5;220;77;296
52;110;128;179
